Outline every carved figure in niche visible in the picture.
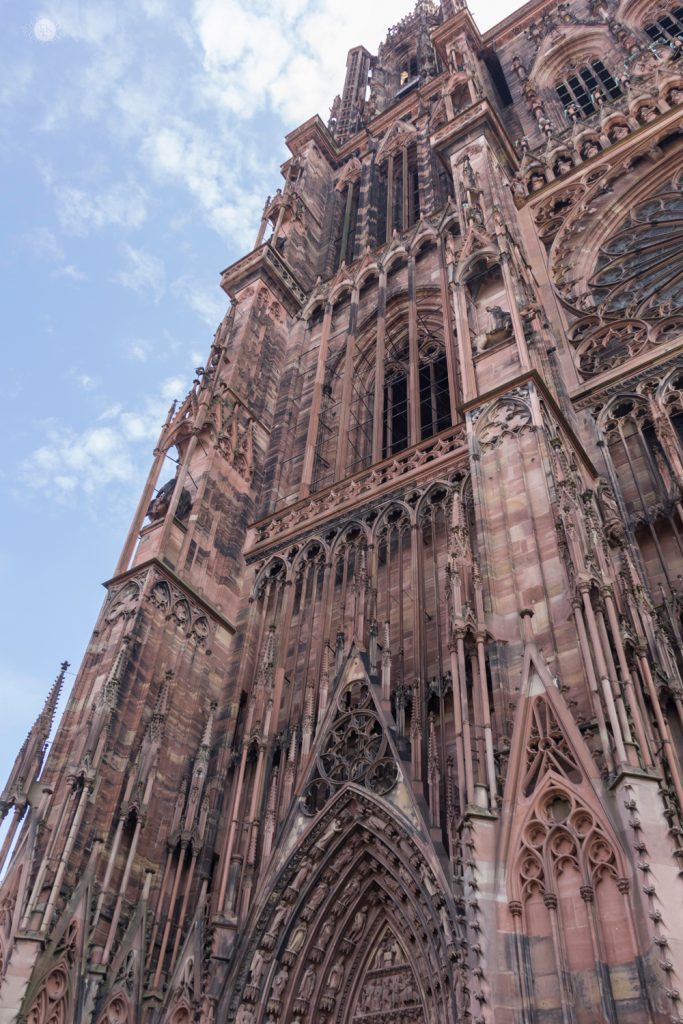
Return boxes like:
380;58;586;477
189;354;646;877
340;878;361;907
581;139;600;160
609;122;629;143
248;947;267;986
528;171;546;192
298;964;316;1002
668;87;683;105
313;817;343;857
474;305;512;354
346;908;367;942
285;922;307;958
554;154;573;175
270;966;288;999
236;1005;254;1024
290;857;312;892
305;880;329;917
263;905;288;948
311;918;335;960
637;104;657;123
147;479;192;523
596;479;626;547
326;958;344;992
445;232;458;265
461;154;476;190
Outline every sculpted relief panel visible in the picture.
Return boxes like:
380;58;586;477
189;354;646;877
351;928;424;1022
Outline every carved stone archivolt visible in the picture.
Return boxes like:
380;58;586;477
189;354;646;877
224;789;461;1024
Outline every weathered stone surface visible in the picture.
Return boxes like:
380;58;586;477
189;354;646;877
3;1;683;1022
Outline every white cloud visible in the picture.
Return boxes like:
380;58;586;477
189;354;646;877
21;374;191;503
124;338;153;362
55;182;148;235
117;244;166;300
69;370;98;390
24;227;65;263
172;275;227;326
56;263;86;280
0;62;35;107
23;228;86;280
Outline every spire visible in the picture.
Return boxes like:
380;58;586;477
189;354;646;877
183;701;217;835
257;625;277;692
382;621;392;701
261;766;279;861
319;645;330;719
301;678;315;757
0;661;68;819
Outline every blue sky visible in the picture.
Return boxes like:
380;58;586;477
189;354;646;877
0;0;517;795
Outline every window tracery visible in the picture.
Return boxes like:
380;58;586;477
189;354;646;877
644;5;683;50
590;183;683;319
302;676;399;816
555;59;623;118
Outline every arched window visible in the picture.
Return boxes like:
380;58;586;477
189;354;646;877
645;5;683;48
383;353;410;458
334;183;360;270
373;142;421;246
381;332;452;459
555;60;622;117
419;347;451;440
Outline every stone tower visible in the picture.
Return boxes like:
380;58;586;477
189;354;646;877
3;0;683;1021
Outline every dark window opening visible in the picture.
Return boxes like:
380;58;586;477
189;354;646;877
419;353;452;440
556;59;622;118
645;5;683;49
481;48;513;106
333;182;361;271
383;375;409;458
375;164;388;247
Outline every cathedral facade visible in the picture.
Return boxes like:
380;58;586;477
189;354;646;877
3;0;683;1020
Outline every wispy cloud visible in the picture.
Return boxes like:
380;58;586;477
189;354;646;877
54;182;148;236
23;227;86;280
172;275;227;326
117;244;165;300
20;375;190;503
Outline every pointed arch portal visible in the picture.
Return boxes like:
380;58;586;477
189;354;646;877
223;658;462;1024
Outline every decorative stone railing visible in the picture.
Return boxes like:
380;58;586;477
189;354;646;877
250;422;467;552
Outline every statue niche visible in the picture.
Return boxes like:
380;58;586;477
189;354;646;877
147;478;192;523
466;258;513;354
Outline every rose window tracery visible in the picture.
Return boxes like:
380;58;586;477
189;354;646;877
302;679;399;815
589;177;683;320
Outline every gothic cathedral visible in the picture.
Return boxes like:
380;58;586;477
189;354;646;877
4;0;683;1021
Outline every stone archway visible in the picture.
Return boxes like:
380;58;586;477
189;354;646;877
226;788;461;1024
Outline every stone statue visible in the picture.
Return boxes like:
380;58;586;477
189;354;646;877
326;958;344;992
346;908;367;942
286;922;307;956
248;947;266;985
298;963;316;1002
271;965;289;1000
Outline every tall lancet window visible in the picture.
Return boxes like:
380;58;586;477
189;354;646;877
383;353;410;458
419;346;451;440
